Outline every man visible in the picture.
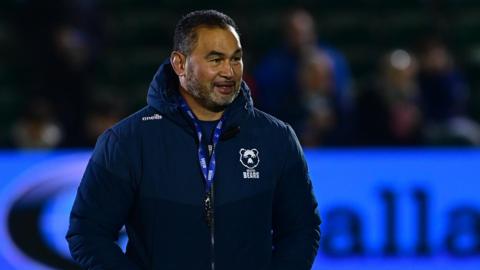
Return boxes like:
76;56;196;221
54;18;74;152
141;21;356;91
66;10;320;270
254;8;353;144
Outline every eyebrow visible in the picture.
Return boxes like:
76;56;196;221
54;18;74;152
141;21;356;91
206;49;243;58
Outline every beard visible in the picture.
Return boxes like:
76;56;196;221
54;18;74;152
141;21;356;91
184;68;241;113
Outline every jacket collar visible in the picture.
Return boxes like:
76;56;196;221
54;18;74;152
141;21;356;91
146;59;254;133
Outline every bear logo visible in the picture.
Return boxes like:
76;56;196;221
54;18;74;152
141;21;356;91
239;148;260;169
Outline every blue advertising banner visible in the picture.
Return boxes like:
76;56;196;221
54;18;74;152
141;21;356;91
0;149;479;269
308;149;480;270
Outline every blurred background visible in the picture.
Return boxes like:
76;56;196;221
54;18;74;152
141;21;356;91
0;0;479;269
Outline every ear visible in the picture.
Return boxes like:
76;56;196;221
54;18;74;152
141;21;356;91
170;51;186;76
239;148;245;155
252;149;258;156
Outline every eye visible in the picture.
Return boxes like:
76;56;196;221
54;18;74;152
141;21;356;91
210;58;222;64
232;56;242;63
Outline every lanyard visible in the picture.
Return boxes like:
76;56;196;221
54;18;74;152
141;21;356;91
178;98;225;194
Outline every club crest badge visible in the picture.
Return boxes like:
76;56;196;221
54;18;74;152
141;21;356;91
239;148;260;179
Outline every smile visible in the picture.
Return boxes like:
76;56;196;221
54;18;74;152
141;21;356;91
214;82;235;95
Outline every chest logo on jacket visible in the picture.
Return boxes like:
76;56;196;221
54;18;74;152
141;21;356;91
239;148;260;179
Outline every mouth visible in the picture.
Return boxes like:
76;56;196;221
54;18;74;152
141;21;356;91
214;81;236;95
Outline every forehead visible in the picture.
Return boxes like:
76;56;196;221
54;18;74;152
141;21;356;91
192;26;242;54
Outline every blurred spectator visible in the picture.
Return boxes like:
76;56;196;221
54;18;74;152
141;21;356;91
254;7;353;145
355;49;424;145
298;48;338;146
417;38;468;122
417;38;480;145
15;0;103;147
11;98;63;148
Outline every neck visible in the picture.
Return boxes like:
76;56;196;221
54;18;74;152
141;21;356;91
179;88;224;121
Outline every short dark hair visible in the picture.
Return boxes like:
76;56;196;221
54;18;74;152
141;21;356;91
173;10;240;55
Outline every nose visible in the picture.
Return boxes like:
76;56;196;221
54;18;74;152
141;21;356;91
219;61;234;78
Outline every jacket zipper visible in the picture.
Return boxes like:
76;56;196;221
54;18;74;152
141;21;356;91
205;143;215;270
210;182;215;270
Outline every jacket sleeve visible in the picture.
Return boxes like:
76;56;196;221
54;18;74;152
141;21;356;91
271;125;321;270
66;129;142;270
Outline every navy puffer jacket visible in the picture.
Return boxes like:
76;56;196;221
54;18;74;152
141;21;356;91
66;60;320;270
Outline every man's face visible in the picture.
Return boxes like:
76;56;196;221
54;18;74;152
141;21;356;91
183;26;243;112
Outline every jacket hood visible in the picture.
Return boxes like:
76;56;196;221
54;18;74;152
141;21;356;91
146;59;254;126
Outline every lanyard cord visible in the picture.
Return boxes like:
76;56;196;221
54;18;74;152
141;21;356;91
178;97;225;194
